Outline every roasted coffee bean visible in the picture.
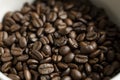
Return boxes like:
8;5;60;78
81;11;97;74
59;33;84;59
58;27;72;35
55;37;67;46
62;76;72;80
76;33;86;41
61;68;70;76
24;69;32;80
75;54;88;63
10;24;20;32
10;68;17;74
32;41;42;50
1;62;11;72
38;63;54;74
68;31;77;39
68;38;78;48
64;52;75;63
85;63;92;73
44;23;55;33
37;28;44;37
1;53;13;62
89;58;99;64
86;32;98;41
31;50;43;60
19;37;27;48
47;12;57;22
4;35;16;46
32;18;43;28
16;62;23;71
90;49;101;58
103;65;114;76
52;55;62;62
51;76;61;80
68;63;78;69
107;50;115;62
71;69;82;80
55;19;67;30
80;41;97;54
40;57;52;63
58;11;67;19
8;74;20;80
42;45;51;56
17;54;29;61
89;72;101;80
65;18;73;26
40;75;50;80
11;47;23;56
40;36;49;45
59;46;71;55
57;62;68;69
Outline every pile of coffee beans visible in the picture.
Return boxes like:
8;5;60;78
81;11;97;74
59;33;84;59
0;0;120;80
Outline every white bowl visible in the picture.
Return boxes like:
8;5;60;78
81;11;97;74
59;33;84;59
0;0;119;80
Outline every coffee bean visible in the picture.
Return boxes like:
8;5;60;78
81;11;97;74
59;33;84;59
59;27;72;35
31;50;43;61
4;35;16;46
44;23;55;33
11;47;23;56
59;46;70;55
40;36;49;45
42;45;51;56
55;37;67;46
38;63;54;74
19;37;27;48
8;74;20;80
80;41;97;54
58;11;67;19
1;52;13;62
40;57;52;64
68;38;78;48
69;31;77;39
32;18;43;28
24;69;32;80
65;18;73;26
52;55;62;62
103;65;114;76
64;52;75;63
16;62;23;71
40;75;50;80
57;62;68;69
51;76;61;80
10;24;20;32
55;19;67;30
89;72;100;80
61;68;70;76
86;31;98;41
85;63;92;73
90;49;101;58
62;76;72;80
76;33;86;41
13;12;23;22
1;62;11;72
71;69;82;80
47;12;57;22
107;50;115;62
17;54;29;61
68;63;78;69
32;41;42;50
75;54;88;63
37;28;44;37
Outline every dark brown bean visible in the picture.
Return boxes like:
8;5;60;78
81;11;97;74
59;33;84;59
11;47;23;56
8;74;20;80
64;52;75;63
75;54;88;63
19;37;27;48
38;63;54;74
1;62;11;72
59;46;71;55
62;76;72;80
71;69;82;80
